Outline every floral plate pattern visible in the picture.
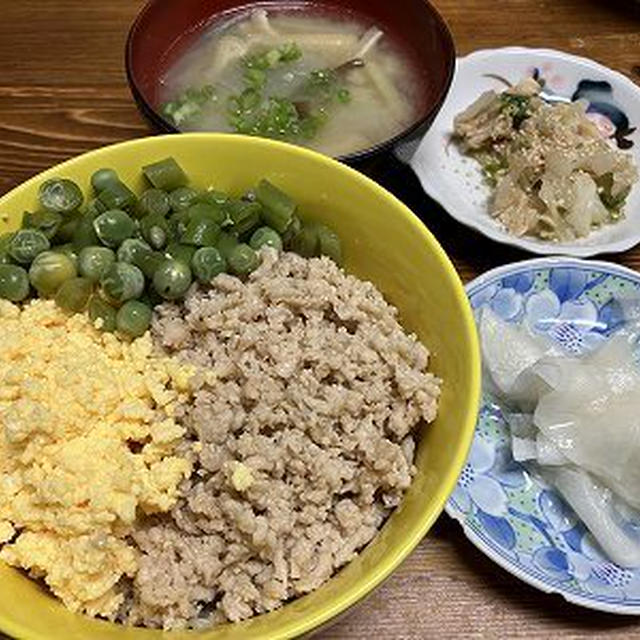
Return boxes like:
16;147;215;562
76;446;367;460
406;47;640;257
446;258;640;614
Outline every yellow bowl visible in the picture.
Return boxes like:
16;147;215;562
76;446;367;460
0;134;480;640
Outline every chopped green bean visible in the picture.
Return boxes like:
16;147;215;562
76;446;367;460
88;294;117;332
55;210;83;243
187;202;227;226
143;157;187;191
78;246;116;282
250;226;283;251
0;264;30;301
191;246;226;283
165;242;197;265
55;277;93;312
281;214;302;248
117;238;151;265
198;190;229;208
85;197;108;218
9;229;50;264
91;168;119;193
39;178;83;214
98;180;137;212
181;217;221;247
226;200;261;236
29;251;77;297
228;243;259;275
116;300;152;338
317;224;342;264
169;186;199;212
136;250;166;280
72;216;100;250
137;188;171;219
101;262;145;304
255;179;296;233
216;231;239;260
22;210;62;240
290;224;318;258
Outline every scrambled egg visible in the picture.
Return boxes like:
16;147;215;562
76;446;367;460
0;299;195;617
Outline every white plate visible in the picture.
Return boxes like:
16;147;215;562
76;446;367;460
407;47;640;257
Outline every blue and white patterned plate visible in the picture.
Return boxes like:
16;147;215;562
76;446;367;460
446;257;640;614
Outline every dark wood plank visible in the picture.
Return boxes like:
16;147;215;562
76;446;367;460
0;0;639;638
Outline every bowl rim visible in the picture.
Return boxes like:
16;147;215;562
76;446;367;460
409;46;640;257
447;254;640;615
123;0;456;164
0;133;481;639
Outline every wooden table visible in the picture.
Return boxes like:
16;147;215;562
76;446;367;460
1;0;639;637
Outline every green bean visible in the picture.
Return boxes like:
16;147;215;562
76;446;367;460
167;209;189;240
281;214;302;248
226;200;261;236
137;188;171;219
101;262;145;304
136;250;166;280
0;232;14;254
250;226;283;252
191;246;226;283
0;264;30;301
181;217;221;247
91;168;119;193
78;246;116;282
198;190;229;208
165;242;196;265
85;197;108;218
216;231;239;260
39;178;83;214
93;210;135;248
187;202;227;226
169;186;199;212
52;244;79;270
228;243;259;276
290;224;319;258
54;277;93;312
97;180;137;212
143;157;187;191
9;229;50;264
140;213;171;249
255;179;296;233
54;210;83;243
116;300;152;338
22;210;62;240
88;294;117;332
29;251;77;297
117;238;151;265
317;224;342;264
72;215;100;250
153;259;192;300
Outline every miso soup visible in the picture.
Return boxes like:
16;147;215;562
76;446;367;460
158;8;421;157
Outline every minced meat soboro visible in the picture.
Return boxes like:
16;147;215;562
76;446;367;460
122;249;440;629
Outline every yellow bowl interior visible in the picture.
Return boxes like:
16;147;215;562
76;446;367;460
0;134;480;640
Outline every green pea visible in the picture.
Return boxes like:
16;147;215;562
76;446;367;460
101;262;145;304
140;213;171;249
191;247;226;283
117;238;151;265
116;300;153;338
187;202;227;226
216;231;239;260
317;224;342;264
153;259;192;300
91;168;119;193
136;250;166;280
8;229;50;264
72;215;100;250
52;244;79;270
88;294;117;332
228;243;259;276
93;210;135;248
29;251;77;297
38;178;83;214
165;242;196;265
54;277;93;312
170;186;199;212
78;246;116;282
249;226;283;252
181;217;221;247
21;210;62;240
137;188;170;219
0;264;30;301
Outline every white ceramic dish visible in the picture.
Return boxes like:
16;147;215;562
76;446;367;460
407;47;640;257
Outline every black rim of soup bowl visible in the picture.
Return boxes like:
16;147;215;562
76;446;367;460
125;0;456;166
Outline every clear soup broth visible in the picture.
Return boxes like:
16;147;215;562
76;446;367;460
158;8;421;157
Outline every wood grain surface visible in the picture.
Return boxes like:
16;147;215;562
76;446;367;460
0;0;639;637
